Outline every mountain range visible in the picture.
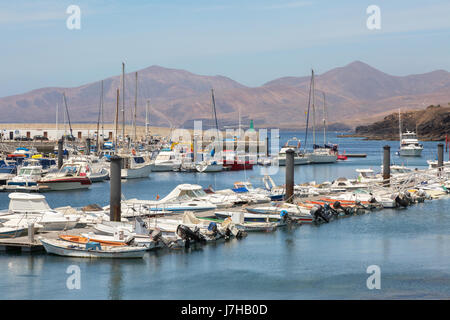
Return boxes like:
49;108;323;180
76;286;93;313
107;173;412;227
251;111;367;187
1;61;450;130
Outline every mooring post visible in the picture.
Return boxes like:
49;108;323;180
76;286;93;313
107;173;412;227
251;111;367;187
57;139;64;169
193;136;198;163
86;138;91;155
285;149;295;203
27;222;34;243
438;143;444;175
110;155;122;222
266;136;269;157
383;145;390;187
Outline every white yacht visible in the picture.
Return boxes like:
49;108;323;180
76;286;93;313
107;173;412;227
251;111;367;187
6;165;43;187
0;193;79;231
150;150;181;172
305;146;338;164
120;154;152;179
399;131;423;156
277;138;309;165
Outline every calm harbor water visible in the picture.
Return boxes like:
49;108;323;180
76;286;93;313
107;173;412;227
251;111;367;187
1;132;449;299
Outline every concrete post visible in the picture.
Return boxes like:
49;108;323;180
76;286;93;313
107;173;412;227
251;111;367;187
285;149;295;203
110;155;122;222
27;222;34;243
438;143;444;174
57;139;64;169
86;138;91;155
266;136;269;157
383;145;390;187
193;136;198;163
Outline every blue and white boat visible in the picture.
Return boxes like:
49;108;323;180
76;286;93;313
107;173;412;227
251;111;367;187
6;165;43;187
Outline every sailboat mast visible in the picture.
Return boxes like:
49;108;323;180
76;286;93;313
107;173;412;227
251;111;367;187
211;89;219;134
312;70;316;146
62;92;73;139
96;80;103;154
134;71;138;143
304;70;313;151
56;103;58;140
122;62;125;147
115;89;120;150
398;109;402;146
146;100;150;137
322;92;326;145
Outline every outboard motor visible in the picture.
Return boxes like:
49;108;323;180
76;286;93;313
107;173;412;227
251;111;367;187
208;222;218;234
280;210;293;224
310;205;329;223
333;201;351;215
394;194;409;208
176;224;207;248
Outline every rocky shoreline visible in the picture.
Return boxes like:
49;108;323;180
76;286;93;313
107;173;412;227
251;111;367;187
340;104;450;141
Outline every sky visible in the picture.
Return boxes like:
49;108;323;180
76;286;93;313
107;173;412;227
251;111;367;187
1;0;450;97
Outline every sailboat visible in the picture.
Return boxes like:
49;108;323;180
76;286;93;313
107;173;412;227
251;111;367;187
397;109;423;157
196;89;224;172
116;66;152;178
304;70;338;164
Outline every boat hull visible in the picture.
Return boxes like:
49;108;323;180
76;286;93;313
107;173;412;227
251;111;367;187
121;165;152;179
40;238;146;258
37;177;92;191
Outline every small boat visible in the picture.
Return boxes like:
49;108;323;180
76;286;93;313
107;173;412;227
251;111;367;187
195;160;223;172
0;224;28;238
150;150;181;172
59;234;126;246
40;238;146;259
119;154;152;179
215;211;296;225
6;165;43;187
0;193;80;231
276;138;309;166
37;162;92;191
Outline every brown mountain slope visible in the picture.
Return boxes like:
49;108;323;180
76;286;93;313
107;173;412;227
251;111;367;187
354;104;450;140
1;61;450;129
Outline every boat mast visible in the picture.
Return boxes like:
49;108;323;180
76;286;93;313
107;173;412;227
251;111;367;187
311;70;316;147
96;80;103;155
322;91;326;145
121;62;125;149
211;88;219;135
62;92;73;140
115;88;120;151
146;99;150;137
134;71;138;143
304;70;313;151
398;108;402;146
56;103;58;140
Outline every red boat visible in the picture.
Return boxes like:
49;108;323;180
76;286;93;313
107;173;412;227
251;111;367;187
337;151;348;161
223;160;254;171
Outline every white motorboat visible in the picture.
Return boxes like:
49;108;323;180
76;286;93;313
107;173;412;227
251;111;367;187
397;111;423;157
305;146;338;163
0;193;79;231
6;165;43;187
40;238;146;259
123;184;217;215
119;154;152;179
277;138;309;166
195;160;223;172
150;150;181;172
355;168;383;184
37;162;92;191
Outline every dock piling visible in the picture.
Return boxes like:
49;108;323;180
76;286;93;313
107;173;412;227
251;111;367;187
438;143;444;175
110;155;122;222
285;149;295;203
86;138;91;155
27;223;34;243
383;145;390;187
57;139;63;169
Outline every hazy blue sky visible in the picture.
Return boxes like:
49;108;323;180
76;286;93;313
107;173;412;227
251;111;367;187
1;0;450;97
